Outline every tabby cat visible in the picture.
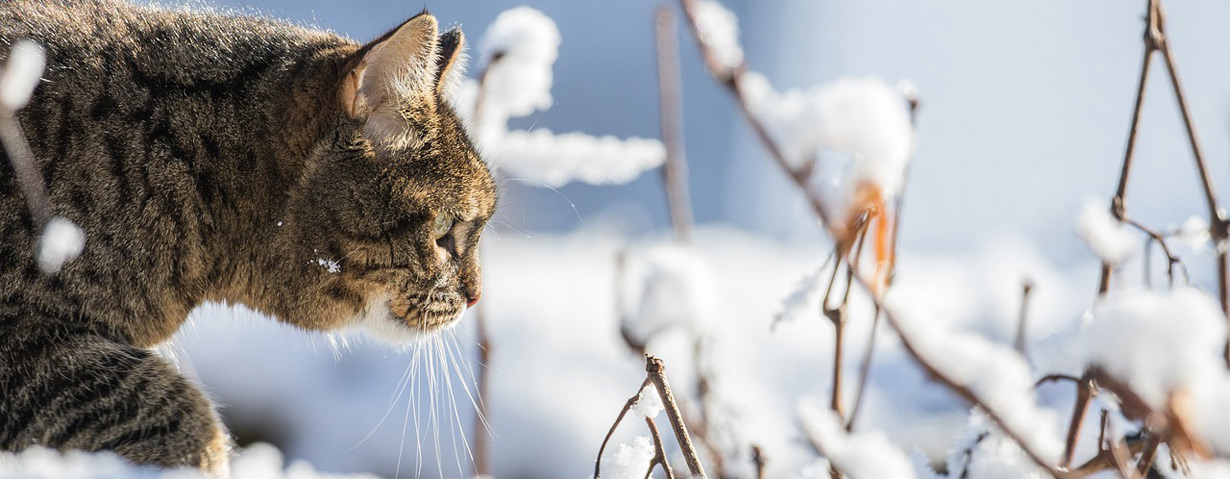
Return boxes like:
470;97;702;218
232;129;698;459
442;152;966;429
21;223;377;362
0;0;495;473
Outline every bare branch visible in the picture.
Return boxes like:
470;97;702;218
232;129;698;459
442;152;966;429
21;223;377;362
655;4;695;243
646;355;709;479
1015;280;1034;355
751;445;767;479
645;418;677;479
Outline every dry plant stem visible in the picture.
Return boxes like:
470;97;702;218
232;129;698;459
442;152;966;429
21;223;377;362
594;378;653;479
751;445;767;479
1062;375;1096;469
645;418;677;479
655;4;695;243
844;304;879;432
676;1;1061;474
1016;281;1034;355
1123;217;1183;285
1135;434;1160;477
1035;374;1081;388
1153;2;1230;324
646;355;709;479
472;303;492;477
0;109;52;227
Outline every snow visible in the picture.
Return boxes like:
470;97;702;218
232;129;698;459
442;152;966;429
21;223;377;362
737;72;914;198
594;436;655;479
618;243;717;346
0;443;378;479
1172;214;1211;252
693;1;744;72
774;262;829;327
886;290;1064;464
631;383;664;420
457;7;666;188
471;7;559;132
313;258;341;274
0;40;44;111
486;130;666;188
37;216;85;274
1079;286;1226;409
1075;198;1136;265
797;401;917;479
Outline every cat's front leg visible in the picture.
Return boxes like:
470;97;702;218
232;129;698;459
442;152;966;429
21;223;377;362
0;328;232;474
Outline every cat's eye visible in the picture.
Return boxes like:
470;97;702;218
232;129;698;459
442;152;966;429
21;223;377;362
432;214;453;239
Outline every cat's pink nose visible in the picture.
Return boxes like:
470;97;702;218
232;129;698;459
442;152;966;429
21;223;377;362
466;291;481;308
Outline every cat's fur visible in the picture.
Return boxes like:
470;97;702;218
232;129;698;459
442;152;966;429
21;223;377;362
0;0;495;472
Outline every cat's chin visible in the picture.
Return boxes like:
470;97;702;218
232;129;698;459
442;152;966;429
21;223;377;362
352;293;462;344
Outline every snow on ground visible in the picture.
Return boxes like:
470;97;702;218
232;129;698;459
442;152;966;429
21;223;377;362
143;226;1103;478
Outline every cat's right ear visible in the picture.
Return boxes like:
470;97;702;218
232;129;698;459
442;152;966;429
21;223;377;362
340;12;440;142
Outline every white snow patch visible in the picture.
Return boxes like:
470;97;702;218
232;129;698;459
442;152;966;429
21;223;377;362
594;436;655;479
0;443;378;479
0;40;45;110
886;291;1064;464
38;216;85;274
619;243;718;346
631;383;664;420
694;1;744;72
313;258;341;274
1075;198;1136;265
1080;286;1226;409
488;129;665;187
798;401;917;479
1172;214;1211;252
774;263;828;326
738;72;914;196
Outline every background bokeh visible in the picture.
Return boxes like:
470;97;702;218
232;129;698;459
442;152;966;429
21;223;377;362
140;1;1230;478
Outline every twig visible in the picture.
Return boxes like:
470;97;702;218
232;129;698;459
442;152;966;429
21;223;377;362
646;355;709;479
0;109;52;227
751;445;767;479
1015;280;1034;355
844;304;879;431
594;378;653;479
644;418;677;479
1061;375;1096;469
1034;374;1081;389
1150;0;1230;331
655;4;695;244
472;303;493;477
676;1;1063;475
1123;217;1186;286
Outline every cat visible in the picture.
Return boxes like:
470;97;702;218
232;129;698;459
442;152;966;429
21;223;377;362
0;0;495;473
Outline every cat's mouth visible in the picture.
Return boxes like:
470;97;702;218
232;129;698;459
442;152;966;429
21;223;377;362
357;289;467;343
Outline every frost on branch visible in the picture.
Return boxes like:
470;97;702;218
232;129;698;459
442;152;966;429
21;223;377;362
37;216;85;274
458;7;665;187
0;40;45;111
931;413;1051;479
887;292;1064;464
693;0;743;72
774;263;827;326
631;383;664;420
1075;198;1136;265
798;400;917;479
1079;287;1225;410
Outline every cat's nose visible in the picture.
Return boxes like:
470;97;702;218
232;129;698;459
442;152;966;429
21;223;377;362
465;290;481;308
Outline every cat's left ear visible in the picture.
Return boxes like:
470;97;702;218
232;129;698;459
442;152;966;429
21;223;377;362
434;28;467;98
341;12;440;139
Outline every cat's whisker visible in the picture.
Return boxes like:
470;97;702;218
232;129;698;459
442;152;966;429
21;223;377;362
501;177;582;222
445;332;490;437
345;353;416;453
394;339;423;479
442;331;480;471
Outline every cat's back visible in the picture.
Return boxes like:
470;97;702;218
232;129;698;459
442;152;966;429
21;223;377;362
0;0;347;83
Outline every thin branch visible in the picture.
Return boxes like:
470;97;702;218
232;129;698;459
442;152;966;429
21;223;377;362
1123;217;1187;286
751;445;767;479
1097;0;1159;298
676;1;1062;475
655;4;695;243
1150;0;1230;333
1062;375;1096;469
0;109;52;227
594;378;653;479
844;304;879;431
472;303;493;477
645;418;677;479
1015;280;1034;355
1034;374;1082;389
646;355;709;479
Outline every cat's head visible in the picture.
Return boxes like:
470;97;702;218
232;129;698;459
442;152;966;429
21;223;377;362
287;12;495;341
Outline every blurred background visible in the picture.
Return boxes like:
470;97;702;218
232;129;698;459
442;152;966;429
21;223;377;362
143;1;1230;478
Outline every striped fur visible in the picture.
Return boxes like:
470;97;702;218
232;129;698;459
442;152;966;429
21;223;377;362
0;0;494;472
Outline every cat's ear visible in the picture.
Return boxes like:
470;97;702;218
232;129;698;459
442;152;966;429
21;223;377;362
434;28;467;98
340;12;440;138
